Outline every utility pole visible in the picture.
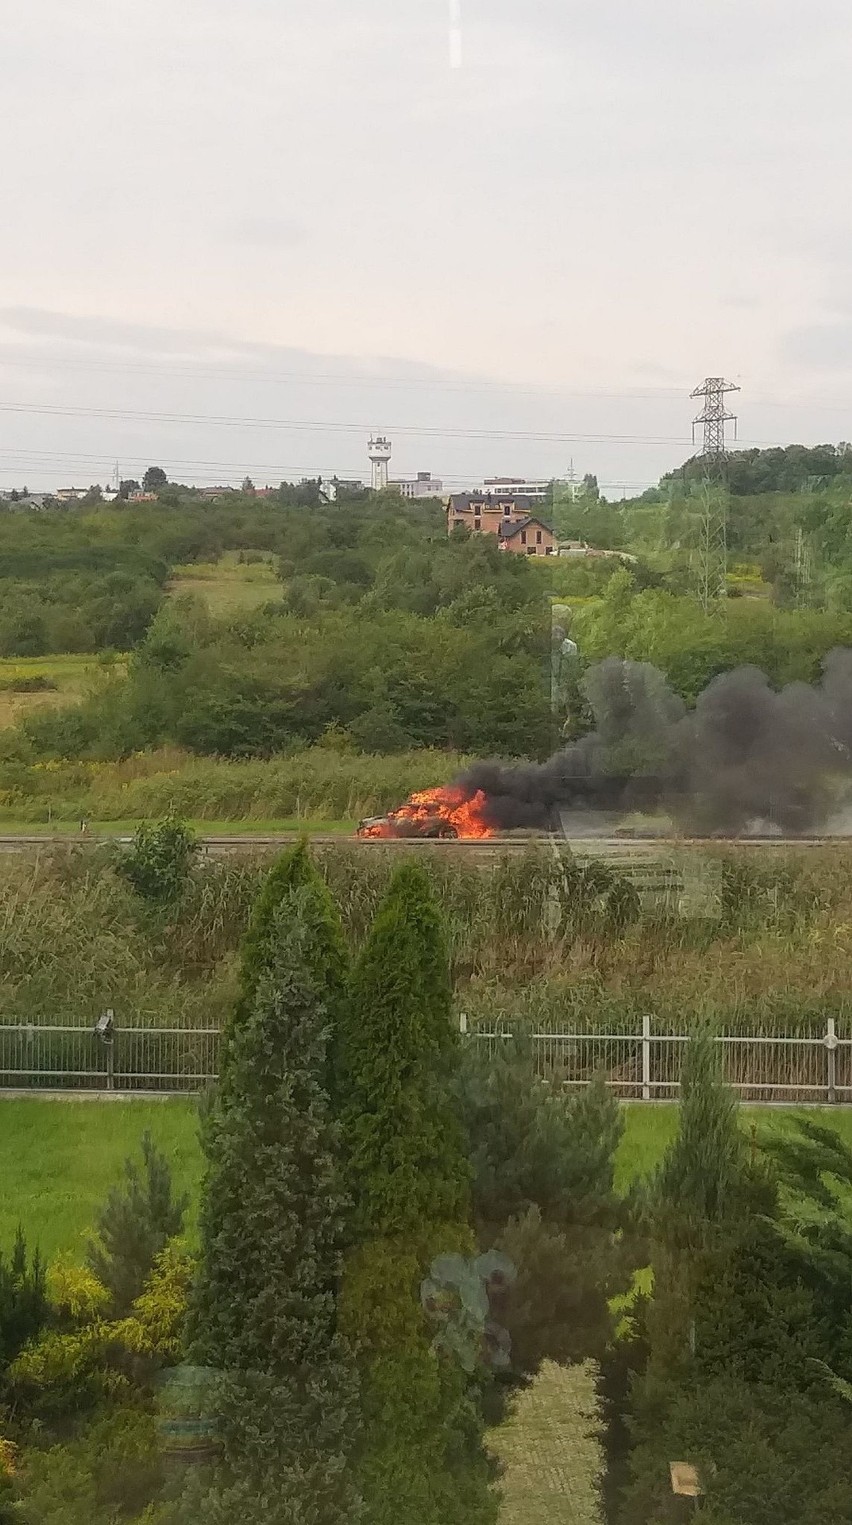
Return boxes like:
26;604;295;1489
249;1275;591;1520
690;377;740;612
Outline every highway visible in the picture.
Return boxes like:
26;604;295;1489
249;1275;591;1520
0;832;849;857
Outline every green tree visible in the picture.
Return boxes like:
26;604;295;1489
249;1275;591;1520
233;840;348;1042
461;1039;628;1376
339;863;497;1525
142;467;168;493
87;1132;188;1315
115;818;198;906
191;885;359;1525
0;1230;47;1367
615;1034;852;1525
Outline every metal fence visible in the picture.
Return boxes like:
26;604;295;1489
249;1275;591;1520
462;1015;852;1104
1;1016;850;1103
0;1020;220;1093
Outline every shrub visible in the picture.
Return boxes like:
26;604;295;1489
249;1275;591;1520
87;1132;189;1315
115;817;198;905
0;1230;47;1367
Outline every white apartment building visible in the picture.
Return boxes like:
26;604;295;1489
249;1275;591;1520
391;470;444;499
481;476;550;500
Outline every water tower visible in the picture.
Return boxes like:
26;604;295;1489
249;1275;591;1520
368;434;392;491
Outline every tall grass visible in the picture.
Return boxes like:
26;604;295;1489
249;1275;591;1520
0;748;468;823
1;845;851;1038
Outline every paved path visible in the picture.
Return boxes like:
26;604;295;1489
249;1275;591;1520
491;1361;604;1525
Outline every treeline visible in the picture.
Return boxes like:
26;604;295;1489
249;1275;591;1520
571;568;852;703
5;501;552;760
552;445;852;610
672;441;852;496
0;498;280;657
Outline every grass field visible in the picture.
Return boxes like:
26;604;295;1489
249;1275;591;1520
0;654;112;728
168;550;280;612
3;1098;852;1264
0;1098;202;1261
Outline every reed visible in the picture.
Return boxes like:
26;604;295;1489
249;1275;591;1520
1;845;850;1039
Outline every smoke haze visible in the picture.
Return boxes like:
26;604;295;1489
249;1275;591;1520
458;650;852;835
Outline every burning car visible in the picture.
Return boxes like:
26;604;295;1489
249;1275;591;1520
356;785;495;840
358;811;459;840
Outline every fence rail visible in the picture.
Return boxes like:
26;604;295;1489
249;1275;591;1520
462;1015;851;1104
0;1023;220;1094
0;1018;850;1102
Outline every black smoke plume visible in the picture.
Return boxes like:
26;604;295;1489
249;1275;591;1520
457;650;852;835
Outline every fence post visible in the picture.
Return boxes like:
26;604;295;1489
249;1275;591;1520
642;1014;651;1102
458;1011;468;1037
825;1017;838;1105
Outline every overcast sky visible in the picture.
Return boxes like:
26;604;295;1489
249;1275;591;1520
1;0;851;493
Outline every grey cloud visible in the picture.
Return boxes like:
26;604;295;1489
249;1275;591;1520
0;307;466;385
227;216;307;249
782;325;852;371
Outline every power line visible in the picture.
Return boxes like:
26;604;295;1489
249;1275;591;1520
0;448;657;493
0;352;850;416
0;396;796;449
0;352;694;400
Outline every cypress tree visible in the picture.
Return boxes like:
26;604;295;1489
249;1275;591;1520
191;875;359;1525
236;839;347;1019
339;863;496;1525
221;839;348;1098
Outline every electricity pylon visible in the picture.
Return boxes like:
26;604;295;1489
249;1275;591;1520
690;377;740;612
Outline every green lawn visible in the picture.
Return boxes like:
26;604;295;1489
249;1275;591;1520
4;1097;852;1265
616;1103;852;1193
0;1098;202;1262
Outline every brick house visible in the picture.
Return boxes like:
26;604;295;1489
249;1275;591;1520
446;493;556;555
499;515;556;556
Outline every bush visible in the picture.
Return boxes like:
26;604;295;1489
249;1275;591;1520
115;818;199;905
87;1133;189;1315
0;1230;47;1367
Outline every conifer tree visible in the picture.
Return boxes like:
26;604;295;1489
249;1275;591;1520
235;839;347;1020
87;1133;188;1316
339;863;496;1525
191;874;359;1525
461;1039;628;1375
0;1229;47;1367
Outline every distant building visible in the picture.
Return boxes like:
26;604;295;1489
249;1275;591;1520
499;516;557;556
367;434;392;491
0;492;50;511
482;476;550;501
391;470;443;499
446;492;556;555
323;477;366;502
55;486;88;502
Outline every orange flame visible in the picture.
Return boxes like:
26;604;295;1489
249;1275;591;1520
358;785;496;840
